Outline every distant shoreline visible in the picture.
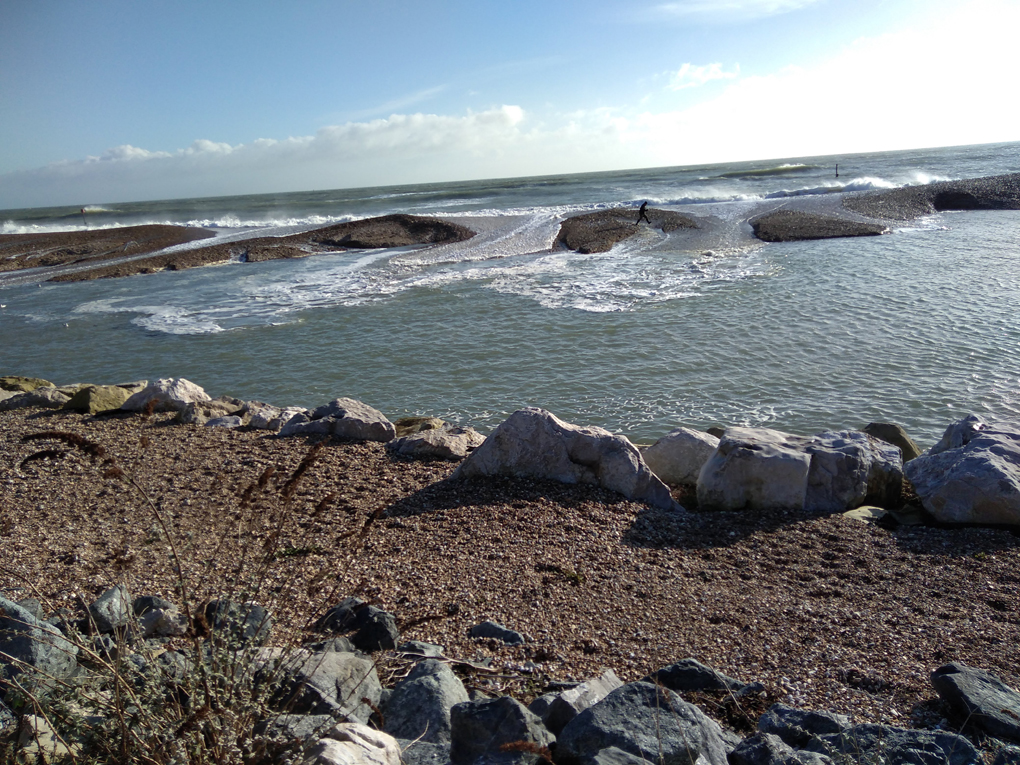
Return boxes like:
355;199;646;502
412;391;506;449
1;173;1018;283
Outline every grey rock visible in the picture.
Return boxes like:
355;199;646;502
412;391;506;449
643;657;747;693
15;599;43;621
0;697;15;736
384;659;470;743
205;600;272;647
862;422;922;462
317;598;400;651
905;419;1020;525
932;662;1020;742
758;704;851;748
729;732;836;765
0;595;78;695
178;396;245;425
138;606;188;638
452;407;679;511
205;415;244;428
590;747;650;765
545;669;623;735
641;426;720;485
285;397;396;442
449;695;555;765
87;583;133;633
399;640;447;658
394;416;447;438
556;681;728;765
387;425;486;461
469;620;525;646
397;738;452;765
929;414;988;455
132;594;175;615
994;747;1020;765
304;636;358;654
271;648;382;723
0;386;71;411
527;693;558;726
804;723;979;765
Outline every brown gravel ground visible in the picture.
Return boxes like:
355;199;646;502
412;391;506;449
3;407;1020;739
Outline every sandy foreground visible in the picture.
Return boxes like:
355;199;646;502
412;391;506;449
2;405;1019;734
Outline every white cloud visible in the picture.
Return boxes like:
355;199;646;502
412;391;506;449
669;63;740;90
0;106;532;207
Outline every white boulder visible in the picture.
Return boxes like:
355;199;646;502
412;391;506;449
451;408;679;510
121;378;210;413
698;427;903;513
641;427;720;485
904;416;1020;525
386;425;485;460
302;723;401;765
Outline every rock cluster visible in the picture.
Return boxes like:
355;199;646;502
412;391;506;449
5;585;1020;765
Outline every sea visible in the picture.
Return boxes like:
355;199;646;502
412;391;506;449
2;141;1019;447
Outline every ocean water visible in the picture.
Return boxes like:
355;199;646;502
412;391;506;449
2;142;1019;446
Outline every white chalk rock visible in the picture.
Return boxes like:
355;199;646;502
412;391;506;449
642;427;720;485
905;417;1020;525
302;723;401;765
452;408;679;510
121;378;210;413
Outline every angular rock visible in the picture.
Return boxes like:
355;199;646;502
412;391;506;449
316;598;400;651
0;595;78;695
64;383;137;414
641;426;720;485
803;723;978;765
643;657;747;694
862;422;922;462
280;397;395;442
255;713;336;744
729;732;835;765
994;748;1020;765
556;681;728;765
132;594;174;615
932;662;1020;742
177;395;245;425
138;606;188;639
121;377;210;413
206;415;244;428
245;401;309;431
205;600;272;647
452;408;679;511
384;658;470;743
386;425;485;461
0;376;53;392
87;583;133;634
302;722;401;765
271;648;382;722
450;695;555;765
396;738;451;765
398;640;446;658
394;416;446;438
904;418;1020;525
0;386;71;411
698;428;902;513
17;714;80;763
929;413;988;455
545;669;623;736
758;704;851;748
469;620;525;646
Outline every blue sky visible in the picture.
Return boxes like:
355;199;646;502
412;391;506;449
1;0;1017;208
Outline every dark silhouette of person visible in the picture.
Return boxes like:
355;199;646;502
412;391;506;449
636;201;651;225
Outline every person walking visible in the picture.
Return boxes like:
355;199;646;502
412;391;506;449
636;201;651;225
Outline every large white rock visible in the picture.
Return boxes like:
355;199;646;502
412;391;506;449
121;378;210;413
904;417;1020;525
641;427;720;485
698;427;903;513
280;398;395;442
697;427;812;511
302;723;401;765
451;408;679;510
386;425;485;461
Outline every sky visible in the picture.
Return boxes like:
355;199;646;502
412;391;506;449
1;0;1018;209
